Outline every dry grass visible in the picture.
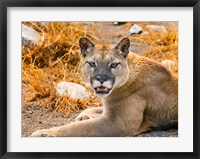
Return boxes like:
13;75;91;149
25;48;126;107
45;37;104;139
22;22;178;114
22;22;102;114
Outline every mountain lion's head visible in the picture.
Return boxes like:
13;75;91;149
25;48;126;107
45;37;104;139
79;37;130;98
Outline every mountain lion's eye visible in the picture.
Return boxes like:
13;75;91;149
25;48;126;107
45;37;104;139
110;63;119;68
88;61;96;67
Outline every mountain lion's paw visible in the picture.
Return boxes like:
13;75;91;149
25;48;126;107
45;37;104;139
75;115;91;121
31;129;55;137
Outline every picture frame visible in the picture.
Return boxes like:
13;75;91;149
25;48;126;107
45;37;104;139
0;0;199;158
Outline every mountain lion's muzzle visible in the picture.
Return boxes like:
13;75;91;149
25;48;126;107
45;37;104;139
90;75;115;95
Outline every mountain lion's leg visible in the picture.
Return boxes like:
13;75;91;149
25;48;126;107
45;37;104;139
127;98;147;136
75;107;103;121
31;96;147;137
132;116;151;136
31;116;124;137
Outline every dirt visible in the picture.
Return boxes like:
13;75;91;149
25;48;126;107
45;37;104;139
22;105;79;137
92;22;151;54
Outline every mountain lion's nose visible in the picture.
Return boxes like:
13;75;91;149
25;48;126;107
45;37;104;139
95;76;107;84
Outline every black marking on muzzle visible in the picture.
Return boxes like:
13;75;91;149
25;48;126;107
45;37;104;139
95;75;109;84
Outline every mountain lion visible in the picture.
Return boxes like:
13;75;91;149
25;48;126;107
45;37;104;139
31;37;178;137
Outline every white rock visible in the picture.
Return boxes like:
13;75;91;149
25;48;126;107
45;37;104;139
146;25;167;33
56;82;91;100
127;24;142;35
22;24;43;43
161;60;176;69
113;22;119;26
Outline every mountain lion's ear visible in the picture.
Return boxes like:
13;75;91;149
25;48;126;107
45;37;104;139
79;37;95;57
115;38;130;58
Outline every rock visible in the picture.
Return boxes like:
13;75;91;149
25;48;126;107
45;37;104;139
146;25;167;33
161;60;176;69
113;22;127;26
22;24;43;44
128;24;143;35
141;31;149;35
55;82;91;100
136;129;178;137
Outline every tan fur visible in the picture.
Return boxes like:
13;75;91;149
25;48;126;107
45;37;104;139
31;38;178;137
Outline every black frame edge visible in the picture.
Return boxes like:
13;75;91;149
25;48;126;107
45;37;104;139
1;0;199;7
0;0;200;159
193;1;200;158
0;1;8;159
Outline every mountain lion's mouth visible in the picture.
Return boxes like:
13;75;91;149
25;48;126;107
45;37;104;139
94;86;111;94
